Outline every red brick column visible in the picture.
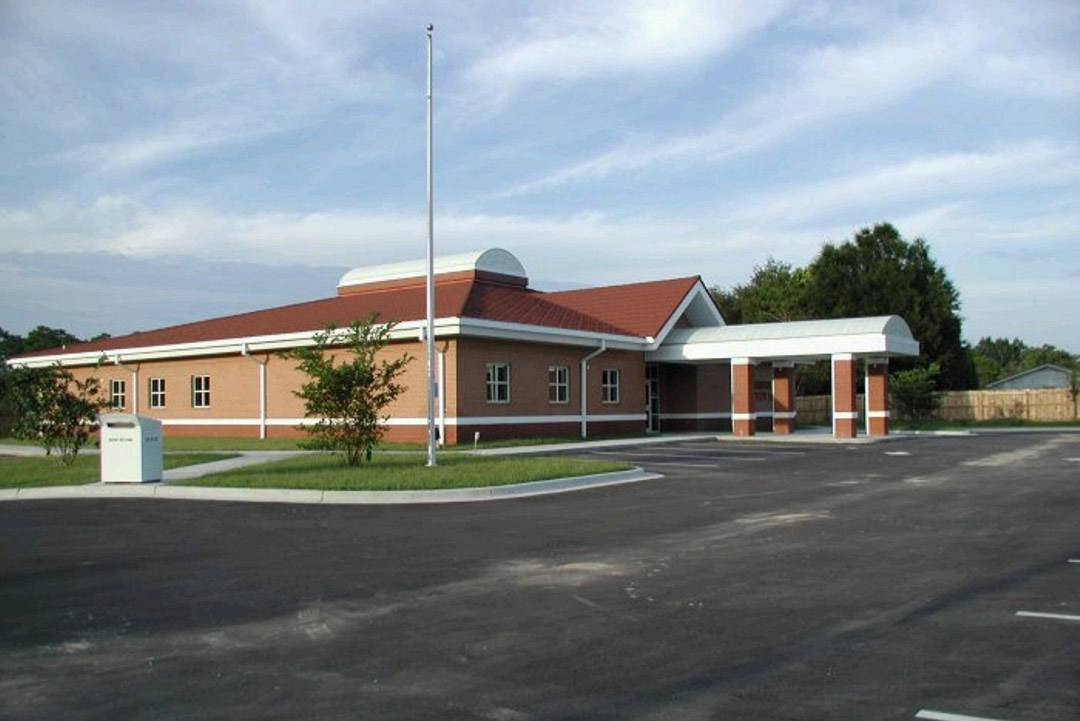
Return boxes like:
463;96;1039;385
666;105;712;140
772;362;796;434
731;358;755;437
865;358;889;436
832;353;857;439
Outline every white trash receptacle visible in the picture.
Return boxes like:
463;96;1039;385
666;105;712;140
100;413;163;483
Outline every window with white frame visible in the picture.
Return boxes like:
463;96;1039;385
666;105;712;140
109;379;126;409
191;375;211;408
548;365;569;404
601;369;620;404
149;377;166;408
485;363;510;404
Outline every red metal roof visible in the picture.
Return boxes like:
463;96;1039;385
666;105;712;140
545;276;703;338
14;276;659;358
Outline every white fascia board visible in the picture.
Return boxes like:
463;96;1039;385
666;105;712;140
649;280;725;350
455;317;645;350
9;319;460;369
161;414;646;427
8;315;646;369
648;332;919;363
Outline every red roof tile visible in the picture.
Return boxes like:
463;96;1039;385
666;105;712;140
545;277;702;338
462;285;631;335
13;277;644;359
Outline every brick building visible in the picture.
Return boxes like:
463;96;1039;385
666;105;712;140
9;249;918;442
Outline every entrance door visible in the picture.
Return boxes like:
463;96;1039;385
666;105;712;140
645;363;660;433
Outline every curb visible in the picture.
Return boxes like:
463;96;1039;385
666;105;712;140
0;468;661;506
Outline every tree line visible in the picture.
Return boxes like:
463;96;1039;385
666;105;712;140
710;223;1076;392
1;326;109;360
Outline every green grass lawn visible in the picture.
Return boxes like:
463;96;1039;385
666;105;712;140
176;453;633;491
0;453;239;489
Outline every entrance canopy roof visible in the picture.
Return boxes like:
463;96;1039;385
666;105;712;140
649;315;919;363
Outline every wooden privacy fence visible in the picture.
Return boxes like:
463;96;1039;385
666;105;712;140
937;389;1077;422
796;388;1078;424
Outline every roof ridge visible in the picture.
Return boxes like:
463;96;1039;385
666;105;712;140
544;275;700;296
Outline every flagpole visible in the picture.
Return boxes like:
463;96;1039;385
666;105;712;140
425;23;437;467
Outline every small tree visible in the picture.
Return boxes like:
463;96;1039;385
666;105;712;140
285;314;411;465
890;364;941;428
8;365;106;464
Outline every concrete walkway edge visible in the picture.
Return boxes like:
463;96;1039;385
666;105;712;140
0;467;662;505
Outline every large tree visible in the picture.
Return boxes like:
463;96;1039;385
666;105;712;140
711;259;811;325
710;223;977;389
806;223;974;388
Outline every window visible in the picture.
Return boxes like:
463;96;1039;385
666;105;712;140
485;363;510;404
149;378;166;409
191;375;211;408
109;379;126;409
548;365;569;404
601;369;620;404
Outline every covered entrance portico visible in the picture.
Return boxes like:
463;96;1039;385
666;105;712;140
647;316;920;439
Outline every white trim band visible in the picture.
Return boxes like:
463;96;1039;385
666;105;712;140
866;410;891;418
772;411;797;420
833;411;859;420
731;412;757;421
159;414;646;428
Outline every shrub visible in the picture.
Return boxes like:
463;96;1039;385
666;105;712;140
7;365;106;464
284;314;412;466
890;364;941;427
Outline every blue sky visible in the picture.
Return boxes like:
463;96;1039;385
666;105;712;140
1;0;1077;349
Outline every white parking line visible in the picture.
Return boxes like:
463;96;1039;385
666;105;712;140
1065;457;1080;462
1015;611;1080;622
885;450;911;456
916;711;1016;721
1068;558;1080;564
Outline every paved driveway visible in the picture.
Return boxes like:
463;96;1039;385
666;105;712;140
1;433;1077;720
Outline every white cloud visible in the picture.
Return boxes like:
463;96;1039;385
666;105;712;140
717;141;1080;226
461;0;790;110
500;3;999;194
964;52;1080;100
8;0;408;175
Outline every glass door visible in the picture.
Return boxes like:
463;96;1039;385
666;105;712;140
645;363;660;433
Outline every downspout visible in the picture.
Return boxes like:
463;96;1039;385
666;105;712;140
437;346;446;447
241;344;268;440
112;355;139;414
580;340;607;439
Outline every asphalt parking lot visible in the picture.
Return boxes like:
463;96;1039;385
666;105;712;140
1;432;1077;721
